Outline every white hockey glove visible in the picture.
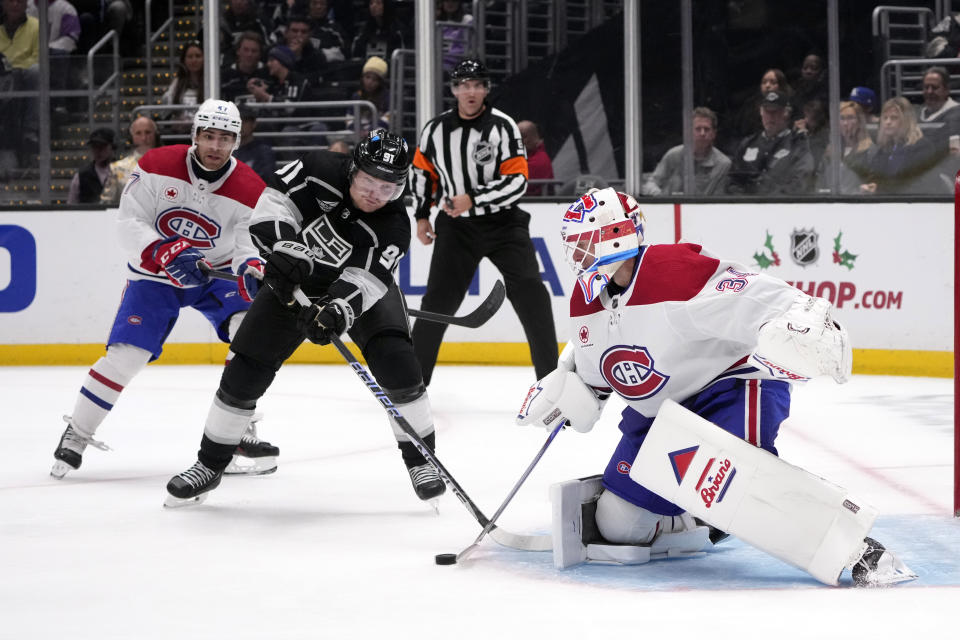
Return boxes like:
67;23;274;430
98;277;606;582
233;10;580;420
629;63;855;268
516;368;604;433
752;294;853;384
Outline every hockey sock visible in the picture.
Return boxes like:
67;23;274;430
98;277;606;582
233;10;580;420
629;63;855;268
398;431;435;468
199;391;255;470
70;344;150;436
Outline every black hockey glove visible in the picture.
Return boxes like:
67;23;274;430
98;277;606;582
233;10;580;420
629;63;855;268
264;240;315;306
297;300;350;345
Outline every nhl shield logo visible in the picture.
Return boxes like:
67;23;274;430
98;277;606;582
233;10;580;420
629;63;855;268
790;228;819;267
471;141;495;165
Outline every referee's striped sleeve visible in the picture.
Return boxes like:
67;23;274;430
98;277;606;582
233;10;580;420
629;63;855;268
471;110;528;210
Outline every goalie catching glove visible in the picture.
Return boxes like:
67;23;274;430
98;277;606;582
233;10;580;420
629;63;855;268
752;293;852;383
297;298;353;345
516;368;605;433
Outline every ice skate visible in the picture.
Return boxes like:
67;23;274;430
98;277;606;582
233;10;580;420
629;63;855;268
407;462;445;511
51;416;110;479
849;537;917;587
224;416;279;475
164;460;223;508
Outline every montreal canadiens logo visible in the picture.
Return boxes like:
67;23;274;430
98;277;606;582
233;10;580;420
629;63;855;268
599;345;669;400
156;207;221;249
563;192;598;223
616;461;631;474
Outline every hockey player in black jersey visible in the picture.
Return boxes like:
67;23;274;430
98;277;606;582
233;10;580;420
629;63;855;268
165;129;447;507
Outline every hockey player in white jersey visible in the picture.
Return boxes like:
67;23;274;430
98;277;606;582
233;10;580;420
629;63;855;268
51;99;280;479
517;187;915;586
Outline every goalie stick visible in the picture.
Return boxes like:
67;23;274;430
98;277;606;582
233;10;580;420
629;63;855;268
197;262;505;328
289;288;550;553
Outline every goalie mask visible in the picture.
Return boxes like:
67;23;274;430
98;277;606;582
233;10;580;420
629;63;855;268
192;99;242;152
560;187;645;277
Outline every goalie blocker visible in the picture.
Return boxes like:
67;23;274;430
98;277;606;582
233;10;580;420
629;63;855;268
629;399;916;586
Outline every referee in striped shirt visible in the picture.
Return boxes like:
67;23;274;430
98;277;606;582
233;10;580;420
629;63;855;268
409;57;558;385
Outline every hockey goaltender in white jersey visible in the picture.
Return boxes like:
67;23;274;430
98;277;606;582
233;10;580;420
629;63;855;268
517;187;916;587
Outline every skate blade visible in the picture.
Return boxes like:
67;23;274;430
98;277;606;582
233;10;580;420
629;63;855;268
50;460;74;479
223;455;277;476
163;492;210;509
426;498;440;515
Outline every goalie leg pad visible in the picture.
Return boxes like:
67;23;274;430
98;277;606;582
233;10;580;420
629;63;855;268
630;399;880;586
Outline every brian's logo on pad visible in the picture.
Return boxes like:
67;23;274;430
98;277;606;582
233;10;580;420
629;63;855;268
667;445;700;484
599;345;669;400
695;457;737;509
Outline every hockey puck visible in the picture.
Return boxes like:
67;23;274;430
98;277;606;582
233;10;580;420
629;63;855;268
434;553;457;565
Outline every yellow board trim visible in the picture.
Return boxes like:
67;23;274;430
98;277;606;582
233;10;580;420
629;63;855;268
0;344;951;377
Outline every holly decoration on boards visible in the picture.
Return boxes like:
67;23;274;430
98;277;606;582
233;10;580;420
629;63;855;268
752;231;781;269
832;231;857;270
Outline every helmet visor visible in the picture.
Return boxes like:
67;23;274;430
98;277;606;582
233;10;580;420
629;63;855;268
353;170;406;202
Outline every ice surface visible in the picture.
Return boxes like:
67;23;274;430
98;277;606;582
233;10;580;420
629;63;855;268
2;365;957;639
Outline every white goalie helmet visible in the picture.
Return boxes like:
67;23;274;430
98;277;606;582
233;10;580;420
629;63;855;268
192;99;242;151
560;187;645;277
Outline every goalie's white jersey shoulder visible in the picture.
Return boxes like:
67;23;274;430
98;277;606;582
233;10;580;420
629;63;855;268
568;243;801;414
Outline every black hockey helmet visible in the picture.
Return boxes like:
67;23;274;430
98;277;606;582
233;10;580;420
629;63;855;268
352;128;410;185
450;57;490;86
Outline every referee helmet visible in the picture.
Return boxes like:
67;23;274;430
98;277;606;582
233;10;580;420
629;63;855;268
450;57;490;87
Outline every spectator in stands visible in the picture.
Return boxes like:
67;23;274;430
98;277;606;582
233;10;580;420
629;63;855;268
848;86;879;125
792;53;827;116
794;98;829;177
306;0;348;63
729;68;791;145
221;31;269;102
0;0;40;170
74;0;131;55
851;96;942;195
281;14;327;83
233;106;276;182
247;44;311;105
917;66;960;152
162;41;204;112
349;55;389;137
328;139;350;153
67;127;115;204
437;0;473;72
640;107;730;197
518;120;554;196
220;0;271;63
815;101;874;195
350;0;404;61
726;90;814;196
99;116;160;204
27;0;78;107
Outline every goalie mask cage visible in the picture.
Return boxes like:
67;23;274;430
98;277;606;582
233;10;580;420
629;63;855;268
954;171;960;517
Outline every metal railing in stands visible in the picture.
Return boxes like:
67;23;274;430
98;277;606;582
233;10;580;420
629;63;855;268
86;30;121;133
145;0;177;110
880;57;960;104
131;100;378;160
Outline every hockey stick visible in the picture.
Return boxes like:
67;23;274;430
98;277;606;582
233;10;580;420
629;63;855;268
455;420;563;563
197;262;505;328
290;288;550;552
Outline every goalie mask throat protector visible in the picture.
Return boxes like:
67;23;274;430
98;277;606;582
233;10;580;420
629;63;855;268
561;187;645;278
349;128;410;202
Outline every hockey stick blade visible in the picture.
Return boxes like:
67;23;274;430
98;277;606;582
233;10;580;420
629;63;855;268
289;288;549;553
199;262;505;329
408;280;505;328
